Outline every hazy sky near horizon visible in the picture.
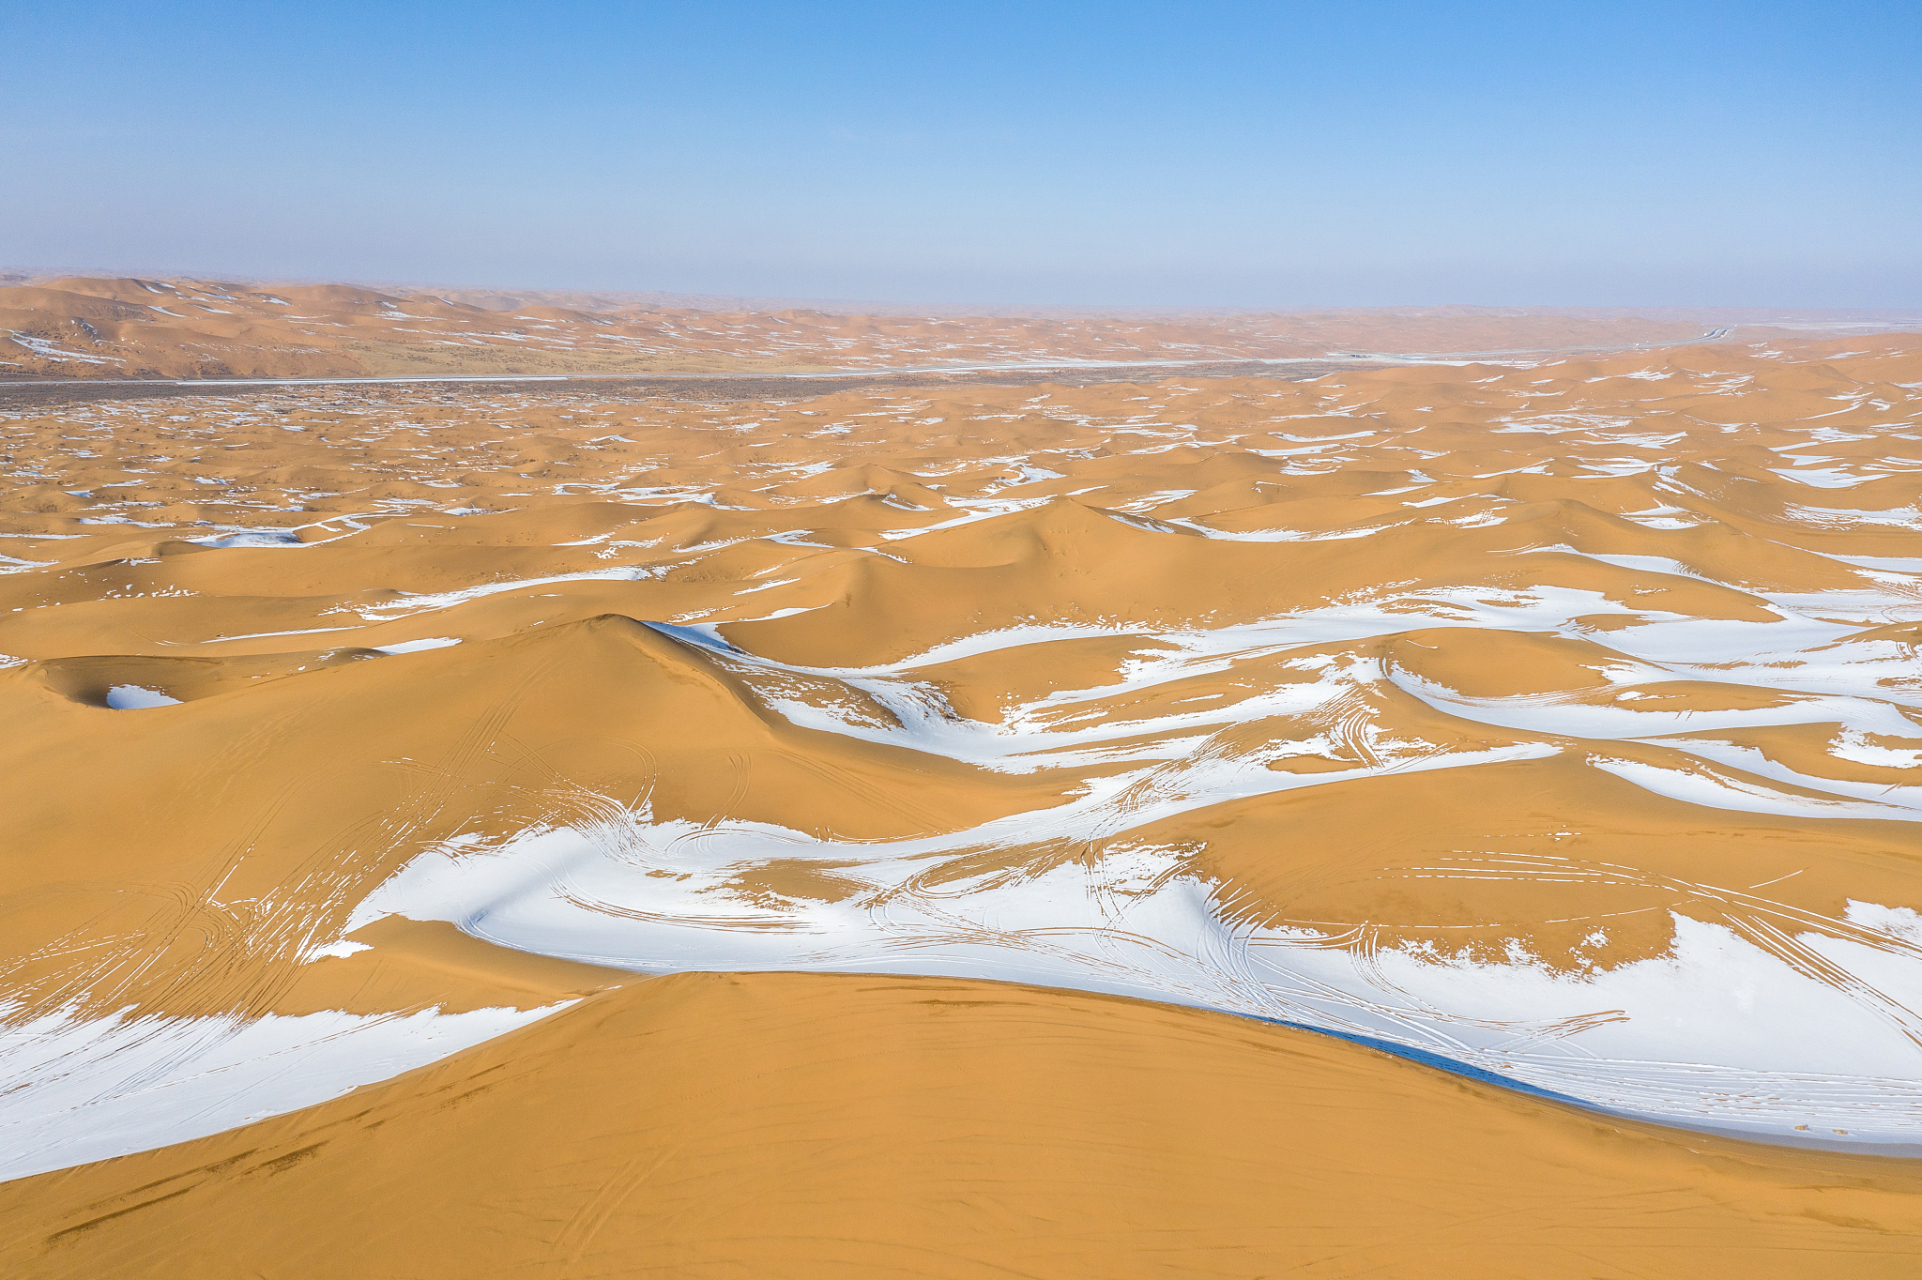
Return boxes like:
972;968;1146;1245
4;1;1918;307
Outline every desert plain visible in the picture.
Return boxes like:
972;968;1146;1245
4;280;1922;1276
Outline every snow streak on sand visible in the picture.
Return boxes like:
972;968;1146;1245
0;1002;562;1180
342;585;1922;1148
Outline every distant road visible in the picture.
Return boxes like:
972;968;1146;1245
2;352;1391;391
0;357;1391;411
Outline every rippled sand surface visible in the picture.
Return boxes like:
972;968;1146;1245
6;328;1922;1274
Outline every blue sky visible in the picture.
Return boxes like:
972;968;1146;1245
4;2;1918;306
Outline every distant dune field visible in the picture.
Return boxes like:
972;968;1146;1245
0;275;1782;381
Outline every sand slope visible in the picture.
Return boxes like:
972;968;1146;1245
7;972;1922;1280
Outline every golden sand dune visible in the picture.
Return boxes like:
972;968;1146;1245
0;276;1737;380
7;973;1922;1280
5;325;1922;1271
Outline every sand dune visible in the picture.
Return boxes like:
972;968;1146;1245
7;973;1922;1280
5;322;1922;1270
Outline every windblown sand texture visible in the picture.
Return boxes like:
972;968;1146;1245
6;323;1922;1275
0;277;1734;379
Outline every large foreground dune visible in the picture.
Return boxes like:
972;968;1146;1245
5;311;1922;1273
9;973;1922;1279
